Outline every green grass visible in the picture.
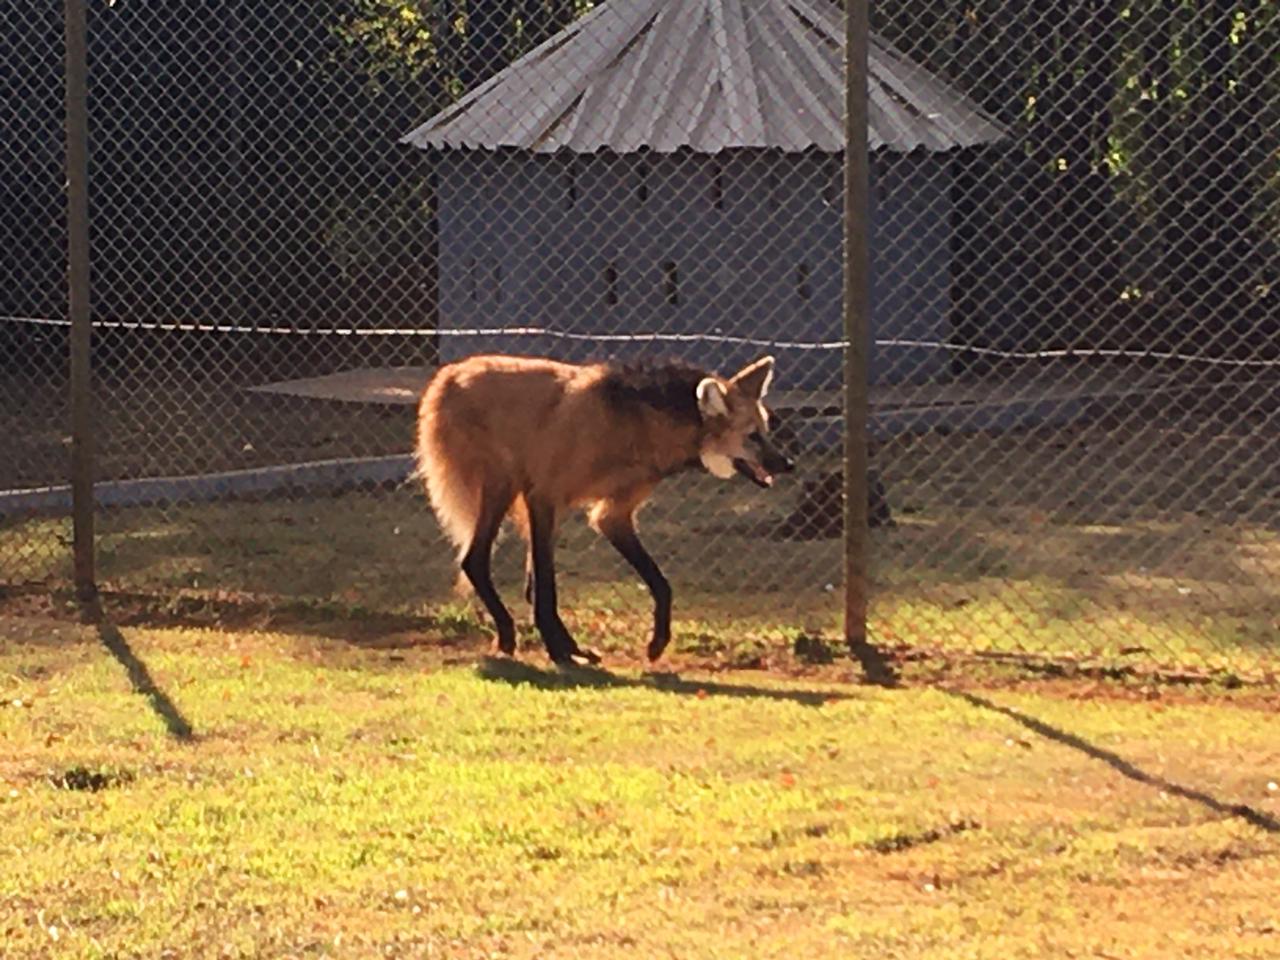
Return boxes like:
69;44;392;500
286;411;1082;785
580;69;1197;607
2;477;1276;680
2;415;1277;680
1;611;1278;958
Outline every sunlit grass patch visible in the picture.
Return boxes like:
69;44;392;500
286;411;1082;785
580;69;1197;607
0;615;1277;958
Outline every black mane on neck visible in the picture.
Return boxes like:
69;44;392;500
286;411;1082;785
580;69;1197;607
600;359;709;423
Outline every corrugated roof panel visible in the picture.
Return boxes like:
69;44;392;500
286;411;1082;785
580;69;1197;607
752;6;820;116
654;47;720;151
614;50;680;146
615;0;713;149
749;1;837;151
710;0;766;145
757;66;834;151
575;27;658;149
868;67;932;149
870;39;1004;149
399;0;1008;154
784;0;840;39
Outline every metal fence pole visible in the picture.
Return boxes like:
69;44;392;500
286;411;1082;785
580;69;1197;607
843;0;891;684
65;0;95;605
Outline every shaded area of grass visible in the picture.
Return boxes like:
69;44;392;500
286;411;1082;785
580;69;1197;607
953;690;1280;833
476;656;850;707
2;408;1277;679
1;614;1278;958
95;616;195;741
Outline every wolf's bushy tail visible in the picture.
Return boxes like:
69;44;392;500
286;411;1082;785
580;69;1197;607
415;395;482;556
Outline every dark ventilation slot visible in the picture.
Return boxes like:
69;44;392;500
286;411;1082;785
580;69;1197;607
796;262;811;301
604;261;619;306
662;261;679;306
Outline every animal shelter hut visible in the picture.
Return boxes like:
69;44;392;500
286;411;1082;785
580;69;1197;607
400;0;1008;390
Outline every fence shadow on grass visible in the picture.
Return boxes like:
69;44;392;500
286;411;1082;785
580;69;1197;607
476;656;855;707
952;691;1279;834
86;599;195;741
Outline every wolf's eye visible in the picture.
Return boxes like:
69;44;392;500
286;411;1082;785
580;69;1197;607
747;431;765;446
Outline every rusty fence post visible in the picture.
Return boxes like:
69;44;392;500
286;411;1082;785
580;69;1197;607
66;0;96;608
843;0;894;684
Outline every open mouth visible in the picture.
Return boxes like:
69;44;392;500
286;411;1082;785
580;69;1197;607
733;458;773;489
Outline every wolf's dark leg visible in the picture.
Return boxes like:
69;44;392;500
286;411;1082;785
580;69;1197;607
595;508;672;662
461;486;516;656
527;497;598;666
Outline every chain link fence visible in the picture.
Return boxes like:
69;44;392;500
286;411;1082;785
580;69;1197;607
2;0;1277;681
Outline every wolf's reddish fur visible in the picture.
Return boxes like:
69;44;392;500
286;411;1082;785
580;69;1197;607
416;353;791;665
418;356;694;547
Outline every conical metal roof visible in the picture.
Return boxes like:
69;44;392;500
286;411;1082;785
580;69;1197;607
400;0;1007;154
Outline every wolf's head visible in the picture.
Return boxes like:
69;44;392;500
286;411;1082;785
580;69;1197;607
695;356;795;488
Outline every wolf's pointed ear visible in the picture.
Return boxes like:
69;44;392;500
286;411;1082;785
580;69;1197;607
731;355;775;400
696;377;729;420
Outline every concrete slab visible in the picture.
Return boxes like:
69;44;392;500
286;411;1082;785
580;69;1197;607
247;362;1186;417
0;364;1258;519
246;362;1201;459
249;366;430;406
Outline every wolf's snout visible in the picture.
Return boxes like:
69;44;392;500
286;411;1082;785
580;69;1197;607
758;438;795;478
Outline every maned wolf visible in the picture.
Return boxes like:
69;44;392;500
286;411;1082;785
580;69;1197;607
415;354;794;666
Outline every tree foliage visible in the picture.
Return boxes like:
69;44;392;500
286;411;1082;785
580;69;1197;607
878;0;1278;348
334;0;588;102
